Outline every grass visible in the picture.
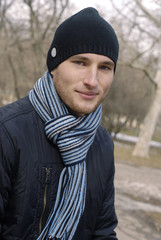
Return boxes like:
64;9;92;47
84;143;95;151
145;212;161;233
114;141;161;169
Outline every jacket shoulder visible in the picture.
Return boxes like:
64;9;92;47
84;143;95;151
87;125;114;173
95;125;114;148
0;96;34;124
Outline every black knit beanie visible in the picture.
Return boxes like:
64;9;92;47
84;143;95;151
47;7;119;72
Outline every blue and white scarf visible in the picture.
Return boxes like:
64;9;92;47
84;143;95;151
29;71;102;240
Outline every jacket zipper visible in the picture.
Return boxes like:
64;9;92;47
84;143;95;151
39;167;51;234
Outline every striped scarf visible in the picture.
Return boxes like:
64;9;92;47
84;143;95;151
29;71;102;240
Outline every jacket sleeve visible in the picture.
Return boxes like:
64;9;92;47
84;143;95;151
0;124;16;234
92;171;118;240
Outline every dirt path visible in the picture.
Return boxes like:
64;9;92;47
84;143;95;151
115;161;161;240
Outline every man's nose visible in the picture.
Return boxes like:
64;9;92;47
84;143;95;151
83;67;98;88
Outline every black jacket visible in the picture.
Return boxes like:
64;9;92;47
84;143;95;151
0;97;118;240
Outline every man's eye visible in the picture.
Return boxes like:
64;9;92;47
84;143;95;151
73;61;84;65
100;65;110;70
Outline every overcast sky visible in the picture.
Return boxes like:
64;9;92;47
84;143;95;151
71;0;156;12
71;0;113;11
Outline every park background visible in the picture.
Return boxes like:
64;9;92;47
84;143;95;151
0;0;161;239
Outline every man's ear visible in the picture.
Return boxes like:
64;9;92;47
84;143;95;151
50;70;54;78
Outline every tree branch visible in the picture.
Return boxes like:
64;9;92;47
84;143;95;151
134;0;161;28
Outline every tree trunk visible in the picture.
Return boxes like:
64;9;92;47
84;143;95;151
7;53;21;99
132;39;161;158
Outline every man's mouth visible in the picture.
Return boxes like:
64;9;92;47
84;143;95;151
77;91;98;100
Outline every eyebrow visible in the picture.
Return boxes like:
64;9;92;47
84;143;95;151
102;61;114;67
70;55;114;67
70;56;89;61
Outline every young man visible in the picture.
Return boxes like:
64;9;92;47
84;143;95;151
0;7;119;240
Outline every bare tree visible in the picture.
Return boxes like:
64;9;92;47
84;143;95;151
132;0;161;157
0;0;18;101
110;0;161;157
23;0;70;76
102;65;153;135
0;0;70;104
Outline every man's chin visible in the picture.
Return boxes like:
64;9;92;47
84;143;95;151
68;105;99;117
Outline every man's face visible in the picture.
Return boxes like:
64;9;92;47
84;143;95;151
51;53;114;117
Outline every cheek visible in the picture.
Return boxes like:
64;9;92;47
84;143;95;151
53;75;64;98
53;70;66;90
53;73;72;105
102;79;113;96
54;69;74;88
54;80;67;99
